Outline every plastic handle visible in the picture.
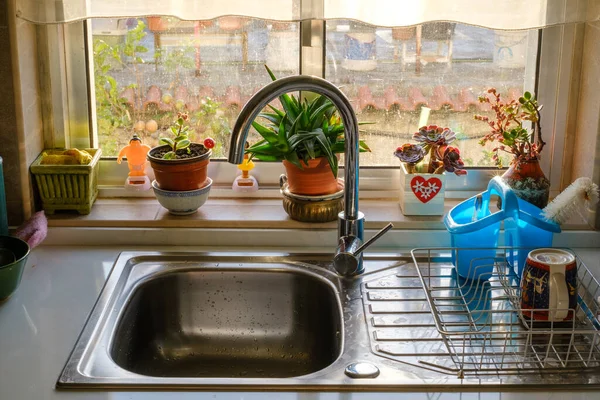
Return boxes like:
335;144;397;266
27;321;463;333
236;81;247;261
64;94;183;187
486;176;520;215
550;272;569;321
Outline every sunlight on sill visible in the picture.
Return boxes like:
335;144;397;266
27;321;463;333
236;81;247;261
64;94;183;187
45;198;458;230
44;197;592;231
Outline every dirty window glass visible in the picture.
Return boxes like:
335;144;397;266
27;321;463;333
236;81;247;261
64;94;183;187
325;20;538;167
91;17;300;157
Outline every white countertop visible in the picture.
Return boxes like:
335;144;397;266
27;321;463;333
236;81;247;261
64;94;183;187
1;245;600;400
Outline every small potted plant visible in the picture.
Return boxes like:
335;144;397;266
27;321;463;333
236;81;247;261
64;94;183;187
147;112;215;191
245;65;371;197
394;125;466;215
474;88;549;208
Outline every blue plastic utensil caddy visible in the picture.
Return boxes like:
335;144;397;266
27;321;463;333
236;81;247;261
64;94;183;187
444;176;561;280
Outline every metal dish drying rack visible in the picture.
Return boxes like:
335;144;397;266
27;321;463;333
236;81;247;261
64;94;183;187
411;247;600;377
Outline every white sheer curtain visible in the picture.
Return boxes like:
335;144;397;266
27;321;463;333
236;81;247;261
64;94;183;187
17;0;598;28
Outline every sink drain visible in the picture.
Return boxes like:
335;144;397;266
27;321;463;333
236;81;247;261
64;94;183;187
344;362;380;379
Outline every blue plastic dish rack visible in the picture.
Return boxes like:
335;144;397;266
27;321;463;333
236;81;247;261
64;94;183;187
444;176;561;280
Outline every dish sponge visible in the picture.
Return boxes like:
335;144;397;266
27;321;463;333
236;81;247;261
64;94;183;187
40;149;92;165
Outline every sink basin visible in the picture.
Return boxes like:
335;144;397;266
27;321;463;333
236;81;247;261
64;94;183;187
110;268;341;378
58;251;600;390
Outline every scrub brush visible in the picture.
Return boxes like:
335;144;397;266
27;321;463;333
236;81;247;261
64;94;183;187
542;177;599;225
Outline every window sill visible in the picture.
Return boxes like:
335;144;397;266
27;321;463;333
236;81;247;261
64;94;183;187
46;197;592;231
46;198;457;229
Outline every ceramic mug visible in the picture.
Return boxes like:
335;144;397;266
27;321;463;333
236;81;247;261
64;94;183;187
520;248;577;322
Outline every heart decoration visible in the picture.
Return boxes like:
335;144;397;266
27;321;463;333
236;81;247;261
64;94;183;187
410;176;442;203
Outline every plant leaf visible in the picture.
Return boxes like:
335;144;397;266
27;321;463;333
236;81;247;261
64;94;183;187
175;139;191;150
304;138;316;159
329;124;345;135
288;131;319;150
264;64;278;81
265;65;299;121
163;151;176;160
359;140;372;152
251;121;279;145
279;94;299;122
159;137;175;148
284;151;303;170
257;112;282;127
288;110;304;138
246;140;285;159
307;94;328;116
246;141;276;154
174;135;188;142
252;154;280;162
267;104;285;118
309;102;336;130
313;129;337;177
278;119;286;138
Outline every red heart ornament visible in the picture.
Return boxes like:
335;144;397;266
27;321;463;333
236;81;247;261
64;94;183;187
410;176;442;203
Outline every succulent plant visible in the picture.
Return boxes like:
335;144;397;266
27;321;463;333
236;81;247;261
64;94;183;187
394;144;425;166
245;65;371;178
437;146;467;176
412;125;456;147
394;126;466;176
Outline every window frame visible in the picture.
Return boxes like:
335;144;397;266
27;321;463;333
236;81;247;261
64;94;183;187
43;15;578;200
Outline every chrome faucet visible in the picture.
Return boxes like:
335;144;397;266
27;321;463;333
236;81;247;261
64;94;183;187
228;75;392;276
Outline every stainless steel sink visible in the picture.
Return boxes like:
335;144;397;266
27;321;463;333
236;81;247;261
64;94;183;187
110;267;342;378
58;251;600;391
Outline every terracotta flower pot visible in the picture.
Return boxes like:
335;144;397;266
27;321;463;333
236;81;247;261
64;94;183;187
502;158;550;209
148;144;211;191
283;157;338;196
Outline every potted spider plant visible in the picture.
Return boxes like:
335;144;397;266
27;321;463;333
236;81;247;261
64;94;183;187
245;66;371;196
147;112;215;191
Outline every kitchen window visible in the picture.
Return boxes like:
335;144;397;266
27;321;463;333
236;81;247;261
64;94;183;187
20;0;595;198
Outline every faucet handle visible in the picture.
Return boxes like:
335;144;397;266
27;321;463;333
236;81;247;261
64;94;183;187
333;223;394;276
352;223;393;256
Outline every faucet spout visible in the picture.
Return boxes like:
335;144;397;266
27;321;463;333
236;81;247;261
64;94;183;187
228;75;390;275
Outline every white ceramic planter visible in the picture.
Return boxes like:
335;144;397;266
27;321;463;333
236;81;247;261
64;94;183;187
398;163;446;216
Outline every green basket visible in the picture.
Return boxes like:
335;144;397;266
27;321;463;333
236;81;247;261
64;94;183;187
30;148;102;215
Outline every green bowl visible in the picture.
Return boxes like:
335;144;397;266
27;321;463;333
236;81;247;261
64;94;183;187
0;236;30;301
